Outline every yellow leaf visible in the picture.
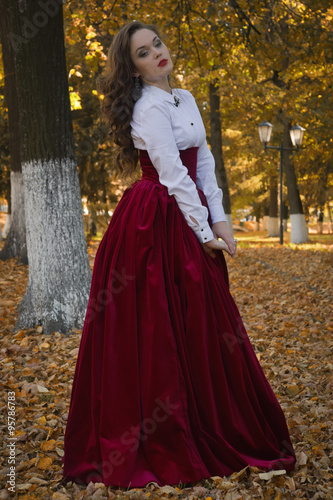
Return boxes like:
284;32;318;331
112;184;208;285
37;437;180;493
40;439;57;451
37;456;53;470
20;338;29;347
36;416;47;425
285;384;300;396
22;367;34;376
70;91;82;110
14;330;26;339
39;342;50;349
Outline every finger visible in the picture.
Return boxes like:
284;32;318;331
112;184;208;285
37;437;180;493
225;238;237;256
216;238;233;253
214;239;229;252
203;245;216;258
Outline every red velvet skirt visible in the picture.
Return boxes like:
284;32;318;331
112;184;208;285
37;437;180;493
63;148;295;487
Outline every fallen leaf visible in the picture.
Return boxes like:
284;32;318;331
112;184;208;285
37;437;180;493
52;492;71;499
36;416;47;425
285;477;296;490
39;342;50;349
37;385;49;393
29;477;49;485
258;470;286;480
158;485;179;495
41;439;57;451
298;451;308;465
37;456;53;470
286;384;300;396
16;483;33;491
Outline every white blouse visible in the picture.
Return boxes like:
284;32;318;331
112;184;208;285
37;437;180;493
131;83;226;243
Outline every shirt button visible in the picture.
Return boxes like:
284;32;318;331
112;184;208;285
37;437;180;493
201;229;204;232
191;123;194;125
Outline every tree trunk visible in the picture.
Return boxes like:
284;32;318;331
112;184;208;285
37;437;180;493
0;1;27;263
268;174;279;237
317;209;324;234
3;213;11;238
262;203;269;232
280;114;309;244
209;82;233;230
327;203;332;234
7;0;91;334
283;203;288;232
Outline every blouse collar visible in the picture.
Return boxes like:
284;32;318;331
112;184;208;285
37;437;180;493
142;83;179;105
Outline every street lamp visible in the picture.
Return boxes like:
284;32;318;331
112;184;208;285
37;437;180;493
290;124;306;147
258;121;273;145
258;121;305;245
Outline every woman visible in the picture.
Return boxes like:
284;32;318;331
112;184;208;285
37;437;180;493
63;22;295;488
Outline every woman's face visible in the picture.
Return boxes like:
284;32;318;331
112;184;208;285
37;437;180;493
130;28;173;87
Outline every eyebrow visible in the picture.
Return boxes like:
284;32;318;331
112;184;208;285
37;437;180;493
135;36;158;54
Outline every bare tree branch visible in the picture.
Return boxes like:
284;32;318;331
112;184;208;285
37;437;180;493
228;0;261;35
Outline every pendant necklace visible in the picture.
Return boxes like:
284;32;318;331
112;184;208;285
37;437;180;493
173;95;180;107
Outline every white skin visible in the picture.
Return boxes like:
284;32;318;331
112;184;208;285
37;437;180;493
130;29;237;258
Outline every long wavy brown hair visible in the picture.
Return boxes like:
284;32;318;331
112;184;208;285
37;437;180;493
97;22;160;177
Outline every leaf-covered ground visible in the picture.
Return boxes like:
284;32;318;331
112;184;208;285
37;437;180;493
0;236;332;499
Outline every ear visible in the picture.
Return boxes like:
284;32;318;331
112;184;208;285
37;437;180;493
133;71;140;77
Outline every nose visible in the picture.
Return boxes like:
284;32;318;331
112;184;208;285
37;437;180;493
153;47;162;58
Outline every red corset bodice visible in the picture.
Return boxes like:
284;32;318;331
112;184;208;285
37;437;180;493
139;147;199;183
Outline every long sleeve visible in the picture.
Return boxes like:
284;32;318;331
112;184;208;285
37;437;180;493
196;141;227;224
133;99;214;243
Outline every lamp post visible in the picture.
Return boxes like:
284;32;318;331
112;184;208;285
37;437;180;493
258;122;305;245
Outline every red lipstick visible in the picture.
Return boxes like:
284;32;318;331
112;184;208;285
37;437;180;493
158;59;168;67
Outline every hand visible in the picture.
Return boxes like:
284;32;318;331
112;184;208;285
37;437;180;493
202;237;230;259
212;221;237;257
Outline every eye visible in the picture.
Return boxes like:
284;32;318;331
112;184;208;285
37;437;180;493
155;40;162;47
139;51;148;58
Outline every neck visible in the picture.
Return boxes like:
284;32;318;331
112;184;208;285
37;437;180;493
142;77;171;94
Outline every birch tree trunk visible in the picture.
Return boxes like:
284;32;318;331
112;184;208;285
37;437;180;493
0;1;27;263
2;214;11;238
268;174;279;237
280;114;309;244
209;82;233;231
6;0;91;334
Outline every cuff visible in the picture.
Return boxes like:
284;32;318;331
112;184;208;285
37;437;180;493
192;223;214;243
